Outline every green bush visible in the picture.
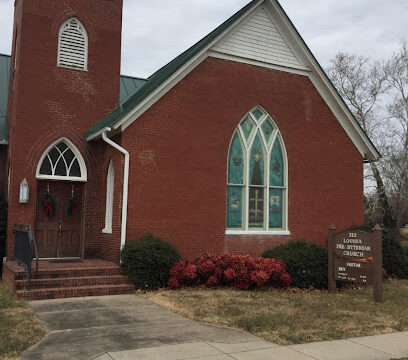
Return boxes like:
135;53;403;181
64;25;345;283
0;193;7;279
120;234;181;289
382;228;408;278
262;240;328;289
350;224;408;279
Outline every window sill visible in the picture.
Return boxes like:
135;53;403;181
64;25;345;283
102;228;112;234
225;230;290;236
57;64;88;72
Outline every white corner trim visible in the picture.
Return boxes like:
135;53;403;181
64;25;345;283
102;131;129;253
225;230;290;236
102;228;112;234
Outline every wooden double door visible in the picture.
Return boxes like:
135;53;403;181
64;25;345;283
35;181;83;258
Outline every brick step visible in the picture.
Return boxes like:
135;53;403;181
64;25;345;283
15;284;135;300
12;267;122;280
15;275;130;290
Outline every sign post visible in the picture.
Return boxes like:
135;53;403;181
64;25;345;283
328;224;383;303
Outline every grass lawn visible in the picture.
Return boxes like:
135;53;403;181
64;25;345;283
145;279;408;345
0;282;45;360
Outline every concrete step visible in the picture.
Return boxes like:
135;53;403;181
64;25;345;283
15;275;130;290
15;284;135;300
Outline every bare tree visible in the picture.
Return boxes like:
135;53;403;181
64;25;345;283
382;39;408;227
326;53;394;227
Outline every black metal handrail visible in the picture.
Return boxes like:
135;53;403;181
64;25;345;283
13;224;39;291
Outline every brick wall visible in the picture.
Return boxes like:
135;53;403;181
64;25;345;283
122;57;364;260
6;0;122;259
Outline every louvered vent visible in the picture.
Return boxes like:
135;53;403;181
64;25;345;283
58;18;88;70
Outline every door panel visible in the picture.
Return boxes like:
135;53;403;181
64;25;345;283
35;181;83;258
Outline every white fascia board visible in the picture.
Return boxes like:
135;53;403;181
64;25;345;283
120;52;207;132
0;141;8;145
265;0;380;161
86;127;112;142
118;1;264;133
208;50;311;77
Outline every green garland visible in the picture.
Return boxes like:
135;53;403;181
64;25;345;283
42;192;56;218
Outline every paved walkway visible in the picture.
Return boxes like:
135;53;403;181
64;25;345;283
23;294;408;360
92;334;408;360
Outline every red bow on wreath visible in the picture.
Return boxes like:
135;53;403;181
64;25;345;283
43;200;53;216
42;192;56;218
67;195;79;217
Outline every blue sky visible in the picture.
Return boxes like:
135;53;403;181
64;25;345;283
0;0;407;78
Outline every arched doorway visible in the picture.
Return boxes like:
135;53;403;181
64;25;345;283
35;138;87;258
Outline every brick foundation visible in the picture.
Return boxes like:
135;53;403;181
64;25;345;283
2;259;134;300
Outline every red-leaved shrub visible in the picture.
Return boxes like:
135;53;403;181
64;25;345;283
168;253;291;290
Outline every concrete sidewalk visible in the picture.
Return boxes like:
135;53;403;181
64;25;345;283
23;294;408;360
94;333;408;360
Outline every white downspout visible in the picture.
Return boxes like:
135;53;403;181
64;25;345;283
102;129;129;253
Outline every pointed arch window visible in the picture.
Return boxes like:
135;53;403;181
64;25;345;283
58;17;88;71
37;139;87;182
103;160;114;234
226;106;289;234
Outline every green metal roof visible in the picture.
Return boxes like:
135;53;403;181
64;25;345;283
0;53;146;144
86;0;262;138
0;54;10;144
120;75;147;105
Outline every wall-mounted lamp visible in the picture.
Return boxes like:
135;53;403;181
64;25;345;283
19;178;29;204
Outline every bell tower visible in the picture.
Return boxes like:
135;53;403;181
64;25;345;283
6;0;123;258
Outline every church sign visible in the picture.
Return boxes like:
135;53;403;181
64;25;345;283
328;224;383;303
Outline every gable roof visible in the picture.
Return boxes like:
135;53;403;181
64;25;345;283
86;0;263;140
86;0;380;162
0;53;147;145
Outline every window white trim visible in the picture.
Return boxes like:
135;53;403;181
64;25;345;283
226;105;289;233
225;230;290;236
57;17;88;71
103;160;114;234
36;137;88;182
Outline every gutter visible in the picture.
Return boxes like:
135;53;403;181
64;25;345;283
101;128;129;254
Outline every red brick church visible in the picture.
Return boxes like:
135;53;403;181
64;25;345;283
0;0;379;298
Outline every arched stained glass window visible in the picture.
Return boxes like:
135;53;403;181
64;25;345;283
226;106;288;232
227;132;245;229
37;139;87;181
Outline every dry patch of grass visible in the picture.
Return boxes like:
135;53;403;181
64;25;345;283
144;279;408;345
0;283;45;359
